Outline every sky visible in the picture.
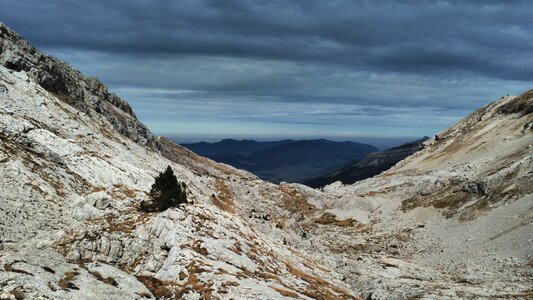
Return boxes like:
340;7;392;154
1;1;532;146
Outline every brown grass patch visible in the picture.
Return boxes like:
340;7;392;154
179;271;187;280
255;271;282;282
221;281;239;287
190;241;209;256
99;125;127;146
109;184;143;200
85;211;149;235
269;285;300;298
211;178;235;213
228;240;243;255
89;270;118;287
136;275;175;299
80;150;110;161
284;261;358;300
90;186;106;193
38;170;66;197
315;212;357;227
24;182;45;194
136;292;152;298
58;271;80;290
10;289;24;300
3;262;33;276
279;184;317;216
174;261;214;299
498;90;533;116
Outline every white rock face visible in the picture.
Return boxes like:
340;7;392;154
1;22;532;299
0;50;354;299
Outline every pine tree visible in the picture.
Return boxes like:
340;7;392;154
140;166;187;212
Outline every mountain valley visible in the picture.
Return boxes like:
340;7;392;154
0;22;532;300
306;137;429;188
181;139;377;184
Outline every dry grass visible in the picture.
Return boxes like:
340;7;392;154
80;150;110;161
58;271;79;290
3;262;33;276
24;182;45;194
89;270;118;287
498;89;533;116
85;211;149;235
269;285;300;298
109;184;142;200
38;170;66;197
89;186;106;193
10;289;24;300
279;184;317;217
0;131;76;199
179;271;187;280
221;281;239;288
174;260;214;299
283;261;359;300
235;266;253;279
362;190;380;196
190;241;209;256
401;190;471;216
136;275;175;299
227;240;243;255
211;178;235;213
136;292;152;298
315;212;357;227
99;125;127;146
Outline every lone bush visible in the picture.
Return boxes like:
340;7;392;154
140;166;187;212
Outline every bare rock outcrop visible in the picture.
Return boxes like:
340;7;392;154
0;22;153;146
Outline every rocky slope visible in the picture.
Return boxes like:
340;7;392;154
0;22;532;299
317;94;533;298
305;137;429;188
0;22;357;299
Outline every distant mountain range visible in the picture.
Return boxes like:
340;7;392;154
305;136;429;188
180;139;378;183
179;139;294;157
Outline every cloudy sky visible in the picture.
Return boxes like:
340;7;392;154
1;1;532;145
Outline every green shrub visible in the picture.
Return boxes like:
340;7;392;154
139;166;187;212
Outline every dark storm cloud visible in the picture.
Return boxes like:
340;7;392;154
3;0;533;80
1;0;532;138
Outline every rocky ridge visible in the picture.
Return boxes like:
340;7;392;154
0;22;532;299
0;23;153;146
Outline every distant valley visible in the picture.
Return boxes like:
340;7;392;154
306;137;429;188
180;139;378;183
